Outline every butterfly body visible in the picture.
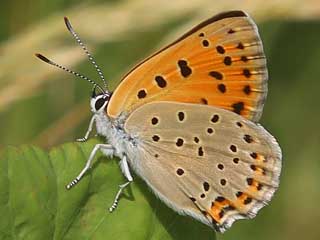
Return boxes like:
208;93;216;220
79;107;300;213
36;10;282;233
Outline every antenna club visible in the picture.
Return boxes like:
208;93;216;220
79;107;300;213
64;16;74;33
35;53;51;64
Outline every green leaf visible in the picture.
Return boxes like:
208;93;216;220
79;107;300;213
0;139;216;240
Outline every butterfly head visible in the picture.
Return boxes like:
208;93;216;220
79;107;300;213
91;87;111;113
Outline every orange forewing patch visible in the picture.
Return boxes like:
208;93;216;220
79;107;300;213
107;11;267;122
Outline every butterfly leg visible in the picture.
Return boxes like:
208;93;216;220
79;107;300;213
66;143;114;189
77;115;96;142
109;155;133;212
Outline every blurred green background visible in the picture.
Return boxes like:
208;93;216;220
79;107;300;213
1;0;320;239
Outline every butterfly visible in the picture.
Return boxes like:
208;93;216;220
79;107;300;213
36;10;282;233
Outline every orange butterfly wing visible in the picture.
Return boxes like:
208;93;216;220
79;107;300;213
107;11;267;122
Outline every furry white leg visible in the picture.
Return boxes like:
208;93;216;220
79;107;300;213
109;156;133;212
66;143;113;189
77;115;96;142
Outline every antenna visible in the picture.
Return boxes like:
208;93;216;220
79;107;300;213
64;17;108;90
35;53;106;94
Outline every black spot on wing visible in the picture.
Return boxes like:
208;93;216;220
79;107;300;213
176;138;184;147
198;147;204;156
243;69;252;78
244;197;252;205
203;182;210;191
151;117;159;125
232;102;244;114
250;152;258;159
244;134;253;143
207;128;214;134
152;135;160;142
230;145;237;152
202;39;210;47
218;84;226;93
177;111;185;121
237;42;245;49
137;89;147;99
209;71;223;80
200;98;208;105
177;60;192;78
216;45;225;54
241;56;248;62
176;168;184;176
155;76;167;88
243;85;251;95
247;178;253;186
216;196;225;202
217;164;224;170
223;56;232;66
211;114;219;123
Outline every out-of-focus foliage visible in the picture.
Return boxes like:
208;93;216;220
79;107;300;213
0;140;215;240
0;0;320;239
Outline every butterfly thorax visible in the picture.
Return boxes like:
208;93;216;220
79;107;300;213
95;111;138;161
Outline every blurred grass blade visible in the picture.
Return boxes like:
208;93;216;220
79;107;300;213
32;100;89;148
0;0;319;112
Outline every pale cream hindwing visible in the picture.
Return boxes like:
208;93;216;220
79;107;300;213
124;101;281;232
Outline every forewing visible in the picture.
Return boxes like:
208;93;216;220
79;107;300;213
124;101;281;232
108;11;267;122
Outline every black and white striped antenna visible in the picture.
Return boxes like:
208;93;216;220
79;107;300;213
35;16;109;94
64;17;108;90
35;53;106;94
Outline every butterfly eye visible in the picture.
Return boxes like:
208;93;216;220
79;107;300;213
95;97;107;111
